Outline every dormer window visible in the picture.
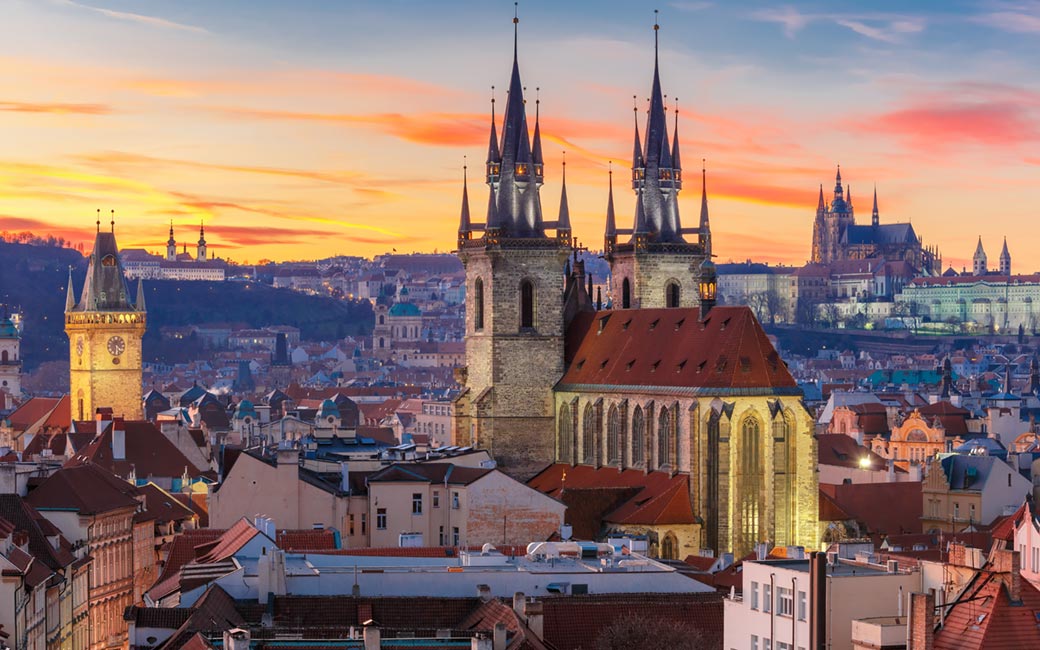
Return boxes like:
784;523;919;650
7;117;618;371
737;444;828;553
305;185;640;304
101;254;117;267
660;169;672;180
515;163;529;176
533;164;543;176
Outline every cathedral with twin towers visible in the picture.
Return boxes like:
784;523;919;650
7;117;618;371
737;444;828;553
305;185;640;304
452;14;817;558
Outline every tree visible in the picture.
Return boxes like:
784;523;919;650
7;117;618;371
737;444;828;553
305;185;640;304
596;614;712;650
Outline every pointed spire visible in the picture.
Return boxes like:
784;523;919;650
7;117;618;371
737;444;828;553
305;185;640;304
699;159;711;257
557;152;570;231
485;182;499;228
872;185;879;226
846;185;852;207
532;87;543;168
136;277;146;312
605;163;616;237
458;161;472;235
834;164;843;198
168;220;175;241
671;97;682;173
486;86;500;167
1005;363;1014;395
65;267;76;312
631;97;643;171
975;236;985;256
1001;236;1010;257
818;184;825;211
199;221;205;243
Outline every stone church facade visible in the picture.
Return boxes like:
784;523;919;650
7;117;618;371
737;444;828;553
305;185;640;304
453;16;818;557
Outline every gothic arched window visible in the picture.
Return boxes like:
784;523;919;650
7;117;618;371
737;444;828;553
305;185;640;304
474;278;485;331
607;405;623;466
658;408;673;468
631;406;645;467
738;416;763;553
520;280;534;329
558;405;572;463
622;278;632;309
661;532;678;560
582;403;597;464
666;281;680;308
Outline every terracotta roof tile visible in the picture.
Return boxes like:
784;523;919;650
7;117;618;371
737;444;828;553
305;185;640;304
25;464;139;516
65;419;206;480
935;572;1040;649
819;481;923;536
560;306;797;392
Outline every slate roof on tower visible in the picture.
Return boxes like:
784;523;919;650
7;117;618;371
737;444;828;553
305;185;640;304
70;230;139;313
559;306;798;393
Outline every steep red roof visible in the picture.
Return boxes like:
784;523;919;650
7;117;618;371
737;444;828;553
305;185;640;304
819;481;923;536
917;400;970;435
194;518;263;563
25;464;140;516
560;306;797;392
276;529;338;552
934;572;1040;649
138;483;197;525
65;419;207;479
816;434;890;470
7;397;61;431
529;465;695;533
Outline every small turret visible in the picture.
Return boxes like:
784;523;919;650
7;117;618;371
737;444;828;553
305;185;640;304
136;277;147;312
197;222;207;262
871;185;879;227
699;161;711;257
999;237;1011;276
556;155;571;244
166;221;177;261
457;164;472;247
65;267;76;312
604;164;617;253
972;237;987;276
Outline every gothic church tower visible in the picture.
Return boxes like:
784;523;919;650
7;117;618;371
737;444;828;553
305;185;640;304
604;20;710;310
453;15;572;480
66;216;146;420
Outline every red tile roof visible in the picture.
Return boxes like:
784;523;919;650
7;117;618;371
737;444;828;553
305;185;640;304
560;306;797;392
194;518;262;564
819;481;923;536
6;397;61;431
276;529;338;552
25;464;140;516
541;593;723;650
934;571;1040;649
529;464;695;533
816;434;890;470
66;419;207;480
138;483;198;525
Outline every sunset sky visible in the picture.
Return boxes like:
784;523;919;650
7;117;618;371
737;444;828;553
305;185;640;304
2;1;1039;269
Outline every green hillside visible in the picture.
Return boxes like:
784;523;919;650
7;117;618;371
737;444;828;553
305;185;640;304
0;241;373;369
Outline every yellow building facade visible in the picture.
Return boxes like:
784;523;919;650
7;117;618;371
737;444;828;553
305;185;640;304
66;228;146;421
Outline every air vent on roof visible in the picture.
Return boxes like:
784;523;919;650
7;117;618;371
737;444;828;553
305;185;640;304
576;359;585;371
740;357;752;373
675;318;685;330
676;360;686;373
600;358;609;369
622;319;632;330
598;315;611;333
701;317;710;330
626;360;635;371
716;356;728;372
649;319;659;330
697;361;706;373
721;317;731;330
651;360;660;372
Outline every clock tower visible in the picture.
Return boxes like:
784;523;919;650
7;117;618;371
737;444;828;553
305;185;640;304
66;221;146;421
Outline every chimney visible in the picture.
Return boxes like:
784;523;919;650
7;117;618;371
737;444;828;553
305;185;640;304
493;623;507;650
522;600;544;640
908;592;935;650
340;462;350;493
363;625;380;650
513;590;528;615
809;552;827;650
991;548;1021;602
947;542;967;567
471;634;492;650
223;629;250;650
112;417;126;461
476;584;492;602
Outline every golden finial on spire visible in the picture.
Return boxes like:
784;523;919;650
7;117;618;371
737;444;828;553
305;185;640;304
96;208;100;232
110;209;115;232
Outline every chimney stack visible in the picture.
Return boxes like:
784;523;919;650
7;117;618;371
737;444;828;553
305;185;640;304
908;592;935;650
363;624;380;650
493;623;508;650
991;548;1021;602
112;417;126;461
223;629;250;650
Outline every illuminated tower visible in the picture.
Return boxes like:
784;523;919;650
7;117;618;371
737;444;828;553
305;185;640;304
453;11;571;480
166;221;176;261
66;213;146;420
197;223;208;262
605;16;710;309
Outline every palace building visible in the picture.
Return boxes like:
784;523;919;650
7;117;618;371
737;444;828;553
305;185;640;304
453;15;818;558
66;218;146;420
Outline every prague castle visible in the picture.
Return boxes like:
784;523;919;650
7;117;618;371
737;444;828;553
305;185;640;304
65;218;146;420
453;16;817;557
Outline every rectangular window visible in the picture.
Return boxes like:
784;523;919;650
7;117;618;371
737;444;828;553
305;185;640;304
763;639;772;650
376;508;387;530
452;526;460;546
439;526;445;546
797;590;807;621
763;585;772;613
433;491;440;508
361;514;366;535
953;502;959;519
777;643;791;650
452;491;460;509
969;503;976;521
751;581;759;610
751;635;758;650
777;587;793;617
412;493;423;515
348;514;355;537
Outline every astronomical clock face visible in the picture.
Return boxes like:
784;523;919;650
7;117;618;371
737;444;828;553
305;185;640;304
107;336;126;357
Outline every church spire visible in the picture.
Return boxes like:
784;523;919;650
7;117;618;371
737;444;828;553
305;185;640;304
458;162;472;242
485;87;500;181
168;221;175;244
604;162;617;252
817;184;825;211
871;185;879;227
136;277;146;312
532;88;544;171
65;267;76;312
557;153;571;234
671;98;682;179
631;97;643;174
834;164;843;197
699;160;711;257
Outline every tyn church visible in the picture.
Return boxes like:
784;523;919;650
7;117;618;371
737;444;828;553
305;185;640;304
452;17;818;557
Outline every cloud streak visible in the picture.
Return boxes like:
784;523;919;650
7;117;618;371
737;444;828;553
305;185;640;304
0;100;112;115
750;7;925;42
51;0;209;34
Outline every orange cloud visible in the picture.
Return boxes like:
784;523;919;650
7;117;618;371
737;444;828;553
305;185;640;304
0;100;112;115
851;102;1039;150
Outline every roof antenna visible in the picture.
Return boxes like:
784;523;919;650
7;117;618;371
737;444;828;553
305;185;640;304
654;9;660;54
513;2;519;56
96;209;101;233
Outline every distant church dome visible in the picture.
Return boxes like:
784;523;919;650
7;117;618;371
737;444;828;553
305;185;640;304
388;302;421;317
0;318;18;339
